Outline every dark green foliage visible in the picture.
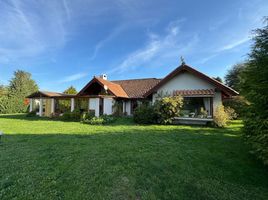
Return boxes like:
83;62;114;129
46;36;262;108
0;70;38;114
61;109;81;121
223;96;249;118
75;98;89;111
133;96;183;125
83;115;116;125
112;101;123;116
241;17;268;165
81;111;95;121
133;104;157;124
224;63;246;92
26;111;36;117
59;86;78;111
212;76;223;83
154;96;183;124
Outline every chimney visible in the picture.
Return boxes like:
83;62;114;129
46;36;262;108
100;74;107;80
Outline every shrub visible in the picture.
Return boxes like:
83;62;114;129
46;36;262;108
239;18;268;165
223;96;249;118
26;111;36;117
101;114;116;124
81;110;95;121
61;109;81;121
213;105;229;127
133;104;157;124
243;117;268;165
112;101;123;116
224;106;237;120
83;115;115;125
84;117;104;125
154;95;183;124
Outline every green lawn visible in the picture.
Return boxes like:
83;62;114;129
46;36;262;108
0;114;267;200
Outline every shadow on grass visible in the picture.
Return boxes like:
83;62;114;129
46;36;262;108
0;114;135;125
1;128;268;200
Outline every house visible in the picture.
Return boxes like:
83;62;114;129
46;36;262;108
27;64;238;124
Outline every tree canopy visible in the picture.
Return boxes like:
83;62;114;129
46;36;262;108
63;86;77;94
0;70;38;113
224;63;246;92
212;76;223;83
241;17;268;165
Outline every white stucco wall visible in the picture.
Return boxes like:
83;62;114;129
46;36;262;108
125;101;131;115
89;98;100;117
103;98;114;115
213;91;222;113
152;71;223;115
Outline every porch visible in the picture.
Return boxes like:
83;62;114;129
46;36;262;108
172;89;215;125
27;91;118;117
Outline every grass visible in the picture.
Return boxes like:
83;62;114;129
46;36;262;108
0;114;268;200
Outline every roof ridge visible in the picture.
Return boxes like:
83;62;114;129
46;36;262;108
40;91;63;94
112;78;161;82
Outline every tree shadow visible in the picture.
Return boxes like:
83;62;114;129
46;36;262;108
0;124;268;199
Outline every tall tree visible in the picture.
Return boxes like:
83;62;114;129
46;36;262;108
241;17;268;165
224;63;246;92
63;86;77;94
0;70;38;113
212;76;223;83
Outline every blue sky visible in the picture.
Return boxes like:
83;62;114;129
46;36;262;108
0;0;267;92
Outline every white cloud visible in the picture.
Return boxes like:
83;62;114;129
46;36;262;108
59;73;87;83
109;19;198;74
89;25;126;60
218;37;250;51
0;0;69;63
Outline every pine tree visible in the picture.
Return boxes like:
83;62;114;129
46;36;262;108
0;70;38;113
241;17;268;165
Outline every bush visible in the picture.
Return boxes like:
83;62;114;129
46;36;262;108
154;95;183;124
26;111;36;117
223;96;249;118
83;115;115;125
133;104;157;124
81;110;95;121
224;106;237;120
61;109;81;121
239;18;268;165
213;105;229;127
243;117;268;165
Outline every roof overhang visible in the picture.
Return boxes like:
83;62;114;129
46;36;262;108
173;89;215;97
27;91;76;98
144;64;239;98
77;77;129;98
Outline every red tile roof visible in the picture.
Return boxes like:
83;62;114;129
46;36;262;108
173;89;215;96
29;64;238;99
95;77;129;98
112;78;162;98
